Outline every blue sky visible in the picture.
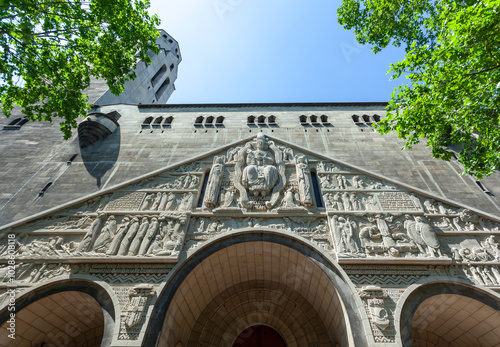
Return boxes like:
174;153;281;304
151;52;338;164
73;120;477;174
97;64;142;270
149;0;406;104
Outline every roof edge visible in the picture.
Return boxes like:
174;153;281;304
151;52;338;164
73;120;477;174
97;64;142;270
138;101;389;109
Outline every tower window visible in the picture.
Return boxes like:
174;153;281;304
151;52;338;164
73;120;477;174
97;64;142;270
155;77;171;100
170;63;174;71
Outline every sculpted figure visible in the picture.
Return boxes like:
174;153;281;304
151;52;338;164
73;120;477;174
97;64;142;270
281;187;298;208
350;193;362;210
415;216;443;257
333;192;343;210
138;217;160;255
359;226;380;249
242;134;279;197
336;174;345;189
294;154;313;206
340;217;360;253
424;199;439;214
342;192;352;211
151;193;162;211
158;192;169;211
165;192;176;210
484;235;500;260
404;214;426;254
320;174;330;189
204;156;225;207
141;195;153;211
225;147;239;163
117;217;140;256
128;217;150;256
150;221;182;256
233;134;286;209
178;193;194;211
94;215;117;253
222;187;236;207
76;213;107;253
352;176;364;189
107;217;130;255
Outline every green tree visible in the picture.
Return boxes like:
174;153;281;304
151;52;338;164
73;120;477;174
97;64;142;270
1;0;160;139
338;0;500;178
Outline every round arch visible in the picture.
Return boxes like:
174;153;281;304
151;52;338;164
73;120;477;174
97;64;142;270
0;278;116;346
397;280;500;346
143;229;371;347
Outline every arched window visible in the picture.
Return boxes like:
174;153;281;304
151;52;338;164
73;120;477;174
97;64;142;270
153;116;163;127
258;115;266;125
3;117;28;130
216;116;224;126
142;116;153;128
195;116;204;127
247;116;256;125
164;116;174;126
268;115;276;125
362;114;373;126
8;118;21;126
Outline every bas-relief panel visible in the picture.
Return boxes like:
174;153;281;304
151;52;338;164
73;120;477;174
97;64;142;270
3;134;500;343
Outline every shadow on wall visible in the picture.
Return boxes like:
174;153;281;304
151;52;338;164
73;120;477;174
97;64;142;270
80;126;121;188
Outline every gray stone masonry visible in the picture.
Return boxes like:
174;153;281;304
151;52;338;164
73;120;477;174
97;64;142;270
1;102;499;227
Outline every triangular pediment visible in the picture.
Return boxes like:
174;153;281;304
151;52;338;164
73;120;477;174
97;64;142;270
2;134;500;271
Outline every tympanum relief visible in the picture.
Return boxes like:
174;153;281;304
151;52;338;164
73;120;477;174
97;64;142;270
3;135;500;299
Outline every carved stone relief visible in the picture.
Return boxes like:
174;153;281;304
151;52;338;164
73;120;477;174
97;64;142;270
73;264;173;284
233;134;286;209
204;156;225;207
119;285;155;340
12;213;189;259
359;286;398;343
294;154;313;206
328;214;447;259
184;215;331;254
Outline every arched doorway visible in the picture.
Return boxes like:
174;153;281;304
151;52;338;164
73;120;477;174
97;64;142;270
150;233;366;347
0;291;105;346
398;281;500;347
412;294;500;346
233;325;286;347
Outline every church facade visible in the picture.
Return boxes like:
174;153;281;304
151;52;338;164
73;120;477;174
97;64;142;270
1;33;500;347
